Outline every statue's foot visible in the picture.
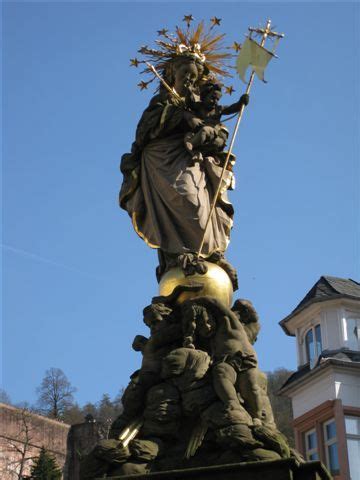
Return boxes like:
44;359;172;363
178;253;208;276
206;252;238;291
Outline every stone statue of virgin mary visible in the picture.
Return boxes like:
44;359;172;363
119;22;248;283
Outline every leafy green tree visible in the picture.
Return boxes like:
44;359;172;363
96;393;119;437
97;394;115;424
30;447;62;479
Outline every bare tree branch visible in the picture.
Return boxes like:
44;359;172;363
36;368;76;419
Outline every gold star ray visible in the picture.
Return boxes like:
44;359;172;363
130;58;139;67
157;28;169;36
225;85;235;95
138;80;149;90
210;17;221;29
182;14;194;28
231;41;241;52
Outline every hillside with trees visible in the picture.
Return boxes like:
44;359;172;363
2;367;294;445
266;368;294;446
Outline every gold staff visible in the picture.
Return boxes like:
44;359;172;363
145;61;184;104
197;19;284;258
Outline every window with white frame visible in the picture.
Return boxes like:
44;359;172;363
344;317;360;351
323;419;340;475
304;429;319;461
305;324;322;367
345;416;360;480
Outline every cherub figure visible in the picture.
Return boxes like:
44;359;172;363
161;347;214;415
184;81;249;159
232;299;261;345
113;301;181;428
182;297;263;426
133;302;182;392
232;299;277;430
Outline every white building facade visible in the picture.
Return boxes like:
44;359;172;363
279;276;360;480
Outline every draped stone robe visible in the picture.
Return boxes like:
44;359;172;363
119;94;234;257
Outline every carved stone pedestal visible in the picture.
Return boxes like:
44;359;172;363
103;459;331;480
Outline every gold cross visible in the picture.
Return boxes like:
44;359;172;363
248;19;284;42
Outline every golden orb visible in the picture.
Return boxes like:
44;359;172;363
159;261;233;307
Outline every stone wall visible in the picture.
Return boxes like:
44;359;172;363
0;402;70;479
64;422;104;480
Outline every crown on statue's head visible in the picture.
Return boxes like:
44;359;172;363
130;16;241;93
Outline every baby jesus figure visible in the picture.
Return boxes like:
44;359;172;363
184;81;249;160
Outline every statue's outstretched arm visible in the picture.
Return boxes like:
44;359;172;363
221;94;250;116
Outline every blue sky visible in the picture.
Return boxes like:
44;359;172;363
2;1;359;407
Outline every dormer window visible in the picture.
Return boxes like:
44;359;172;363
305;324;322;367
344;317;360;351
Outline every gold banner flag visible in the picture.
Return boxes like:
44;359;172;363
236;37;274;83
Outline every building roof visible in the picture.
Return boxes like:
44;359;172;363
279;348;360;394
279;276;360;335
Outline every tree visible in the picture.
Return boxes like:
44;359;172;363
81;402;98;421
0;388;12;404
30;447;62;480
96;393;121;438
112;388;125;413
97;394;115;424
266;368;295;446
62;403;84;425
0;406;37;479
36;368;76;420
